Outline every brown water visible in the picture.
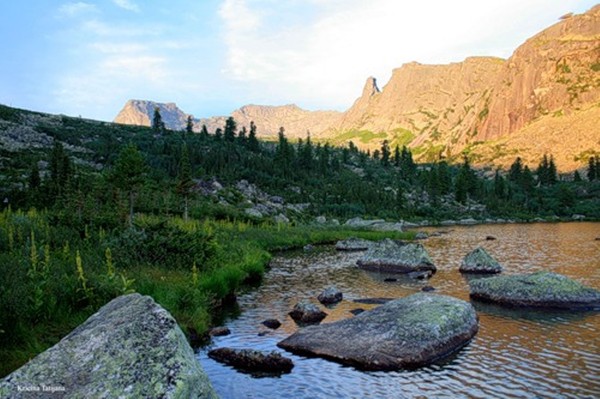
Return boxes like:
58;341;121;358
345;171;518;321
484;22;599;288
199;222;600;398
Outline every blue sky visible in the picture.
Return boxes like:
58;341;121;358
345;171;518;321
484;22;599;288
0;0;597;122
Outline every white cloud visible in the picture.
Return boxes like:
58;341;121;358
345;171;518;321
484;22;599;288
112;0;140;13
58;2;97;17
218;0;585;110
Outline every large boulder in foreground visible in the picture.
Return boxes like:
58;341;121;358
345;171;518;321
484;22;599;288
278;293;478;370
470;271;600;309
357;239;436;274
460;247;503;274
0;294;217;399
208;348;293;374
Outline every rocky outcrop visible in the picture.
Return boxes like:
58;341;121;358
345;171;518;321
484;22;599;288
114;101;341;139
114;100;192;130
317;286;343;305
207;348;293;374
0;294;217;399
357;239;436;274
278;293;478;370
288;301;327;324
335;237;373;251
469;271;600;309
460;247;503;274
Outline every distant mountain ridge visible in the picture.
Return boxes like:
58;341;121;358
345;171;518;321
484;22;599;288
114;101;341;139
114;5;600;171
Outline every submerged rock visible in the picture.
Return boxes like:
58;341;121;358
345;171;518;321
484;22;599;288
208;348;294;374
335;237;373;251
262;319;282;330
352;297;394;305
349;308;365;316
209;326;231;337
317;286;343;305
469;271;600;309
421;285;436;292
288;301;327;324
357;239;436;274
460;247;503;274
0;294;217;399
278;293;478;370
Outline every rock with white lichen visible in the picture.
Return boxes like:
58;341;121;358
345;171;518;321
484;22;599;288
278;293;478;370
0;293;218;399
469;271;600;309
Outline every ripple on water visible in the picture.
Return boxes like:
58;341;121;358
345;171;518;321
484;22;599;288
199;223;600;399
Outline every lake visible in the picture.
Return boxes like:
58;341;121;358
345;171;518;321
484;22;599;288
198;222;600;398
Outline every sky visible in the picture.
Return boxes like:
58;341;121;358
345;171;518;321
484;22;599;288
0;0;597;122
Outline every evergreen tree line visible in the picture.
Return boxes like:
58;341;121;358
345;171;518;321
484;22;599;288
7;110;600;224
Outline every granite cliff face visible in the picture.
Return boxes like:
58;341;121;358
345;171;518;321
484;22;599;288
115;100;191;130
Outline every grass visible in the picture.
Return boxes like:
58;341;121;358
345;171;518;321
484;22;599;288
0;208;412;377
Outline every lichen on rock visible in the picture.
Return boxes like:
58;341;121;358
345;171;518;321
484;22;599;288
0;293;218;399
278;293;478;370
357;239;436;274
460;247;503;274
469;271;600;309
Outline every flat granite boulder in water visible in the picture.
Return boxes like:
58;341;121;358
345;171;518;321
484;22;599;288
0;293;217;399
460;247;503;274
469;271;600;309
278;293;478;370
335;237;373;251
208;348;294;374
357;239;436;274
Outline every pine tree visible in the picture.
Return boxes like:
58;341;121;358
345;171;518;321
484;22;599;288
493;169;506;199
238;126;247;143
214;128;223;140
247;121;259;152
152;107;165;132
176;143;194;221
508;157;523;183
573;170;582;182
112;143;147;227
393;145;401;167
224;116;237;142
588;156;598;181
49;140;72;198
200;124;209;140
185;115;194;134
29;162;41;190
380;140;391;166
548;155;558;184
299;132;314;170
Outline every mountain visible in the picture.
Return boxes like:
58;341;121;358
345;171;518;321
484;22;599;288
114;6;599;171
114;101;341;139
329;5;600;170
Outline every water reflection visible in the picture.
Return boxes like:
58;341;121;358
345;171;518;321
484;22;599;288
199;222;600;399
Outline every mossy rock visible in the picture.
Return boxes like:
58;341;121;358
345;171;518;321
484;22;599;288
357;239;436;274
469;271;600;309
278;293;478;370
0;294;218;399
460;247;503;274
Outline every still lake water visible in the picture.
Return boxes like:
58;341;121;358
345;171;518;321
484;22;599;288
198;222;600;399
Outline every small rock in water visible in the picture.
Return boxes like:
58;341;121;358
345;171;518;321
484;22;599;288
208;348;294;374
209;327;231;337
421;285;435;292
303;244;315;252
460;247;503;274
258;331;271;337
317;286;343;305
262;319;282;330
349;308;366;316
414;232;429;240
289;301;327;324
353;297;394;305
486;236;497;241
384;278;398;282
408;270;433;280
595;237;600;241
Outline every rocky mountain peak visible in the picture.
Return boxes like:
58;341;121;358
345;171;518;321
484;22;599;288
362;77;380;98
